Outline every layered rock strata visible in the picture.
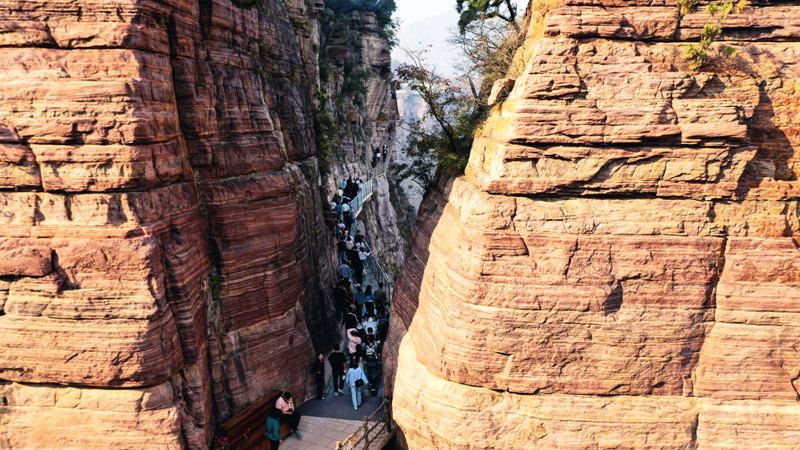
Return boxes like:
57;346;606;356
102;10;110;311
0;0;397;448
387;1;800;448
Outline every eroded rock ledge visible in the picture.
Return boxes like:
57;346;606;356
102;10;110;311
386;1;800;448
0;0;398;448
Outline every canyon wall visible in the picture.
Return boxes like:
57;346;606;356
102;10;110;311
0;0;397;448
386;1;800;448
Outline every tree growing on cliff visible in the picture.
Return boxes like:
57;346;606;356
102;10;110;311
451;16;522;101
456;0;520;34
393;50;482;190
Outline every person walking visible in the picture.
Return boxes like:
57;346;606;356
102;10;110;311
336;238;347;265
338;261;351;279
275;392;302;438
329;343;347;396
333;283;347;322
354;248;369;285
266;408;283;450
374;282;387;310
345;360;369;410
363;338;381;393
313;353;326;400
343;305;359;330
344;213;353;234
363;285;375;318
353;285;365;307
347;328;361;360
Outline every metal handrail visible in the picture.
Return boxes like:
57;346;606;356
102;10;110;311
335;399;394;450
361;239;393;304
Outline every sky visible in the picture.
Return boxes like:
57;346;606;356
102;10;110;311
395;0;456;28
393;0;461;76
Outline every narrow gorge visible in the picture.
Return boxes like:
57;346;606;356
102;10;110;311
2;0;800;449
385;1;800;449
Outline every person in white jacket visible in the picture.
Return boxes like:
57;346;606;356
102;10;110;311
345;360;369;410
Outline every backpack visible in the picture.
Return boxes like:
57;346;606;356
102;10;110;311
365;344;378;361
345;239;354;250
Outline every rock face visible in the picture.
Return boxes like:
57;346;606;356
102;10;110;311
0;0;397;448
386;1;800;449
317;8;404;270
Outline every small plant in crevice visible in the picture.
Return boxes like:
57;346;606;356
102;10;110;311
681;0;748;70
676;0;698;18
209;275;223;300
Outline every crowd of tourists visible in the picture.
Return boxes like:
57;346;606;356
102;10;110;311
266;177;390;449
333;178;363;235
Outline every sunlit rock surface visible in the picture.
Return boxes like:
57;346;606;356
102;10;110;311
386;1;800;448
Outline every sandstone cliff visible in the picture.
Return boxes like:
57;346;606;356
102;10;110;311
386;1;800;448
0;0;398;448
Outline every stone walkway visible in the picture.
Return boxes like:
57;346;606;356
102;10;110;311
282;186;391;450
278;377;383;450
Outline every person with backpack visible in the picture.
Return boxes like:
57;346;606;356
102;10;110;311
345;359;369;410
329;343;347;396
266;408;283;450
363;338;381;393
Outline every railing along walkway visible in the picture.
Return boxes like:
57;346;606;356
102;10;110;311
335;400;394;450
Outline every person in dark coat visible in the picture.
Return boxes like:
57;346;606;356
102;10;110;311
329;343;347;396
343;305;359;330
313;353;326;400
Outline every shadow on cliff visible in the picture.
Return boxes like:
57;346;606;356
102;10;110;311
729;50;797;200
382;173;452;397
738;81;797;198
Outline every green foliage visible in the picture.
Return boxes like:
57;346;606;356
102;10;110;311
676;0;698;17
680;1;748;70
313;91;341;176
394;51;482;189
319;59;331;83
456;0;520;35
341;60;370;100
209;275;223;300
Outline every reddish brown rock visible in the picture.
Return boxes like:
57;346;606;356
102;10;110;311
387;1;800;448
0;0;365;447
